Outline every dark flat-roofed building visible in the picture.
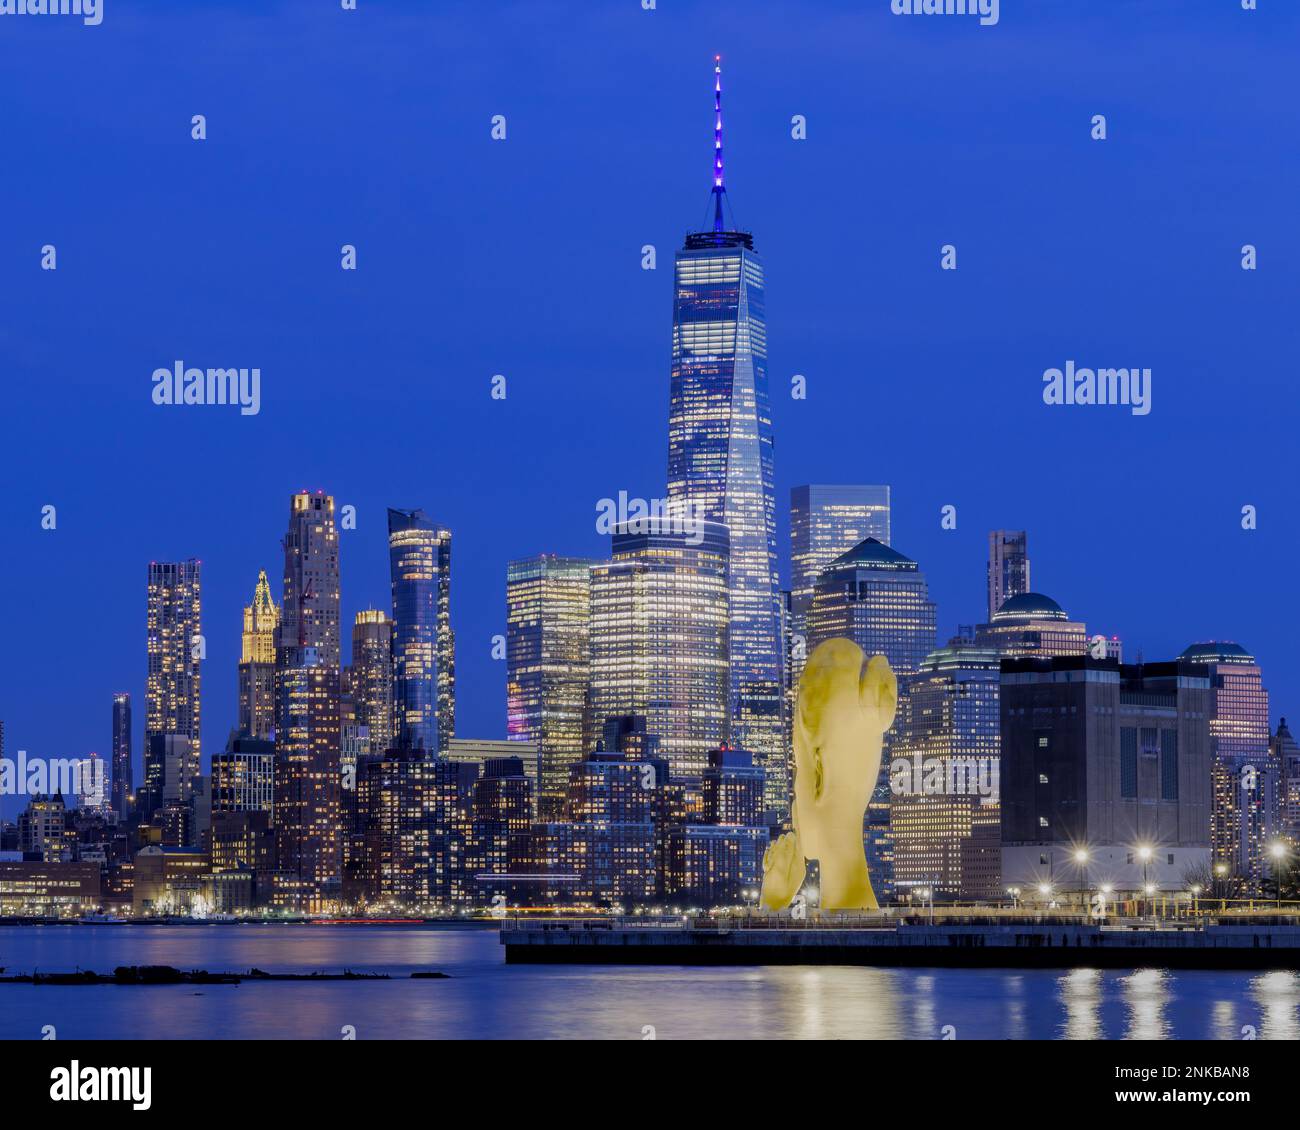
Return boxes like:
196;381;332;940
1000;655;1211;898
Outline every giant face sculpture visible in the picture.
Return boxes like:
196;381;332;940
759;638;897;912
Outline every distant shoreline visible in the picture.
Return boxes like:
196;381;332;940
0;918;500;929
0;965;450;985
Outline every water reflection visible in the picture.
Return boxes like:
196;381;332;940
1120;968;1171;1040
1210;999;1239;1041
776;967;903;1039
0;927;1284;1040
910;973;936;1039
1002;974;1027;1040
1249;971;1300;1041
1059;968;1103;1040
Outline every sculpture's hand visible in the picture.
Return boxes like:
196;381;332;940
759;831;805;910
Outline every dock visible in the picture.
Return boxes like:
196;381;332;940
500;915;1300;969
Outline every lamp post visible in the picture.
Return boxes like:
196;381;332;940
1137;845;1153;919
1268;841;1288;908
1214;862;1229;909
1073;848;1090;912
916;887;934;923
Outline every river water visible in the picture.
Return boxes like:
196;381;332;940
1;924;1296;1040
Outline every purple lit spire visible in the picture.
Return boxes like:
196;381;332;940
712;54;725;232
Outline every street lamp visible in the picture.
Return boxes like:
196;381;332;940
1268;841;1288;907
915;887;934;923
1073;848;1090;909
1136;845;1153;918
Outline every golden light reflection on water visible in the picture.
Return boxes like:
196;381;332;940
1249;971;1300;1041
1120;969;1171;1040
1059;968;1103;1040
774;966;904;1039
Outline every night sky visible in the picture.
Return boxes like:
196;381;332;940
1;0;1296;816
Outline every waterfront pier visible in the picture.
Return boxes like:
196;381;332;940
501;914;1300;969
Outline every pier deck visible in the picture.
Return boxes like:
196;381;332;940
501;916;1300;969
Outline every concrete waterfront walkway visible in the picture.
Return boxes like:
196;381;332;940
501;914;1300;968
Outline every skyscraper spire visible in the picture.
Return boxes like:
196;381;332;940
712;54;725;232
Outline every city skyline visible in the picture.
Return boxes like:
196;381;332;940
2;2;1297;812
5;0;1300;1075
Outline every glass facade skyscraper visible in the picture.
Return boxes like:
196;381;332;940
1181;641;1276;886
807;538;937;678
588;520;730;779
790;484;892;658
889;641;1002;900
506;555;595;819
387;508;454;754
666;59;786;813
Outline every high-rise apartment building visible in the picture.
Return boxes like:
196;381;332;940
274;490;343;911
350;609;394;754
347;750;477;909
505;555;594;818
145;559;202;788
111;692;132;819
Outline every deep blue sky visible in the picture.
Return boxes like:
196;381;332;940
1;0;1297;815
